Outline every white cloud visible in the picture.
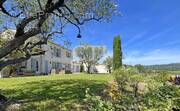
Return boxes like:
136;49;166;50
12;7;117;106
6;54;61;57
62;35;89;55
124;32;147;48
124;49;180;65
159;40;180;47
130;28;173;48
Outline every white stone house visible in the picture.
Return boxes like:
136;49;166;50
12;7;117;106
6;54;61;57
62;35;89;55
71;61;109;73
71;61;81;73
0;29;108;76
0;29;72;75
95;65;109;73
20;41;72;74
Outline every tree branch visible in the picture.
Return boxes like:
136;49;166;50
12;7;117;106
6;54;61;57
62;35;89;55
54;8;81;35
37;0;43;10
64;5;103;25
15;16;37;37
0;51;45;70
0;0;65;60
0;0;22;17
0;28;41;59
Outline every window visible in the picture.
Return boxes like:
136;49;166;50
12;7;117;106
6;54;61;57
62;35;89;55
52;62;56;69
52;47;61;57
20;61;27;68
36;61;39;72
66;51;71;58
53;47;56;56
76;66;79;72
31;59;39;72
58;63;62;69
31;58;36;71
57;49;61;57
66;64;71;70
52;62;63;69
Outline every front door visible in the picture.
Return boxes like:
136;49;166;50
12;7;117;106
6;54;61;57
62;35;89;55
36;61;39;73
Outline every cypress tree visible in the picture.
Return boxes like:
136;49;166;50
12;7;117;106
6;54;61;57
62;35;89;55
113;35;122;70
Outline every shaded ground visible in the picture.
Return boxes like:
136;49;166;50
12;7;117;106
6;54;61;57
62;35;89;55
0;74;111;110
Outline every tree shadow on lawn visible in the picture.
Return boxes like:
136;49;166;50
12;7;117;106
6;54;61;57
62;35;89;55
2;79;106;110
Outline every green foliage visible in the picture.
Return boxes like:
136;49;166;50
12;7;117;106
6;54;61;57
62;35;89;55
0;65;17;77
0;30;25;58
21;99;60;111
1;0;119;33
84;88;114;111
143;84;180;110
84;68;180;111
113;35;122;70
0;30;44;62
154;71;171;82
75;44;106;73
1;71;179;110
145;63;180;71
0;74;111;110
135;64;146;73
104;80;121;100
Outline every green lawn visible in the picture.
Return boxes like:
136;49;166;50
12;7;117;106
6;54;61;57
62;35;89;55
0;74;112;110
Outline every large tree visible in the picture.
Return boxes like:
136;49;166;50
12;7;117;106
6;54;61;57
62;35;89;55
75;44;106;73
0;0;119;70
113;35;122;70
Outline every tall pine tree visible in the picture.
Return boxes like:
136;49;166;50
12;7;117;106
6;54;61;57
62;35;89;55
113;35;122;70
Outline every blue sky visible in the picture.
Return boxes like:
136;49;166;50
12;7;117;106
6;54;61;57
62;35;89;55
2;0;179;65
1;0;180;65
54;0;180;65
56;0;180;65
3;0;179;65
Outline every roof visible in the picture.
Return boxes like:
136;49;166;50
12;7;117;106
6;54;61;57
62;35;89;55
47;41;71;51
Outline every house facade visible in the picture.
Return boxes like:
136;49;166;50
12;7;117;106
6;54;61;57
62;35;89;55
71;61;109;74
72;61;81;73
0;29;72;75
20;41;72;74
0;29;108;76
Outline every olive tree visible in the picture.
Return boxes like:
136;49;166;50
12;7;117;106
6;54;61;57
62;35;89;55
75;44;106;73
0;0;119;70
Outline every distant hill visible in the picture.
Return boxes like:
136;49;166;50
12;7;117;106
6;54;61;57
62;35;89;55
145;63;180;71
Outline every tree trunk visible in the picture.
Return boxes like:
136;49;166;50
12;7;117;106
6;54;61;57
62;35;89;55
87;66;91;74
0;0;65;70
109;69;111;73
0;28;40;60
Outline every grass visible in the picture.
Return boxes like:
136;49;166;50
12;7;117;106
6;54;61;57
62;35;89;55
0;73;112;110
168;70;180;74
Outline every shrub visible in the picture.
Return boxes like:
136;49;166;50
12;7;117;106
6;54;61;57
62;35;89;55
143;84;180;110
104;80;121;100
135;64;146;73
84;67;180;111
155;71;171;82
84;88;114;111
